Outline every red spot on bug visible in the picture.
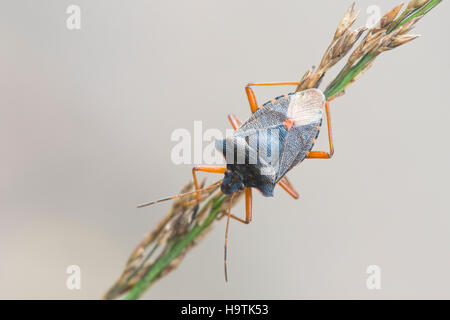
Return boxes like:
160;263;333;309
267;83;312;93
283;119;294;131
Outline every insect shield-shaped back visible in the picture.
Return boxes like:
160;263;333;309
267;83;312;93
216;89;325;197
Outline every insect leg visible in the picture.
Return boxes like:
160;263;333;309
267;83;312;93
278;176;299;199
224;194;233;282
245;82;300;113
245;187;252;222
192;166;227;200
306;100;334;159
217;187;253;224
227;114;242;130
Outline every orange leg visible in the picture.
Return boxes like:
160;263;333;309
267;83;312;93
245;82;300;113
192;166;227;200
244;187;252;223
306;100;334;159
227;114;242;131
218;187;253;224
278;176;299;199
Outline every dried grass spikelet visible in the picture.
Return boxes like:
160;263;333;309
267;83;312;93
326;1;430;96
377;16;422;52
378;33;420;52
299;67;315;84
334;2;360;41
328;27;367;68
346;29;385;67
322;5;365;71
398;15;423;34
377;3;404;29
406;0;430;11
346;4;405;65
295;66;316;91
297;4;365;91
298;1;427;93
389;34;420;48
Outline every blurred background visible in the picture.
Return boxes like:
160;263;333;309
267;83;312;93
0;0;449;299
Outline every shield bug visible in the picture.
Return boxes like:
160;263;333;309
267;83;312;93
192;82;334;223
139;81;335;280
192;82;335;280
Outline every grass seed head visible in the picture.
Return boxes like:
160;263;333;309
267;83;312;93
347;29;385;67
389;34;420;48
406;0;430;11
378;3;404;28
334;2;359;41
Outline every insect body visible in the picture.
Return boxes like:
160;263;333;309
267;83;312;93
216;88;325;197
190;82;335;281
192;82;335;225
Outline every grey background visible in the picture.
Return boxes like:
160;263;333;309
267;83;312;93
1;0;449;299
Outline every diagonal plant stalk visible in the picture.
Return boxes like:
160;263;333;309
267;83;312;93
104;182;243;300
105;0;442;300
123;193;227;300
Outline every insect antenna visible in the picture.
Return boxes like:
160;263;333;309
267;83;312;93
224;193;234;282
137;180;222;208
